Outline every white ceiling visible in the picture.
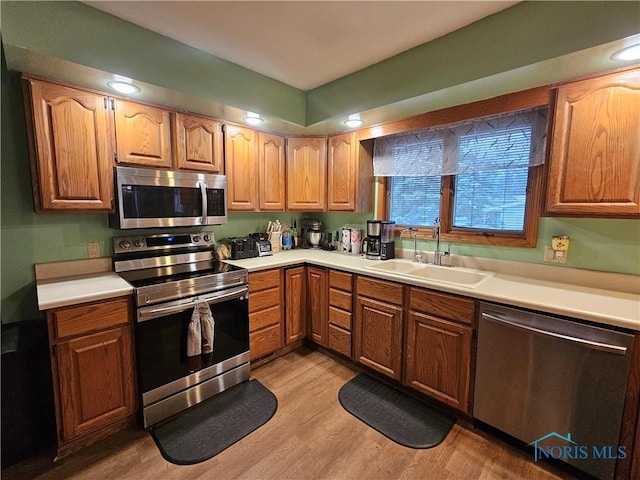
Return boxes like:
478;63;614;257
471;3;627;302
84;1;519;91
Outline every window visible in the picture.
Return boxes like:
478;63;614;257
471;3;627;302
375;92;549;248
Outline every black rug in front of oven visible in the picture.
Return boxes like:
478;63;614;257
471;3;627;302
150;380;277;465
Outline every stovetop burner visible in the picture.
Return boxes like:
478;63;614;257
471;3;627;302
113;232;248;307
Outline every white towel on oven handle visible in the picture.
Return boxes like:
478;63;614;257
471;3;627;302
187;302;203;357
199;302;215;354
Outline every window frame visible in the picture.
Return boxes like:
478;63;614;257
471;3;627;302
366;86;550;248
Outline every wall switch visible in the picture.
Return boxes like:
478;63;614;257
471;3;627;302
88;242;101;258
544;245;567;264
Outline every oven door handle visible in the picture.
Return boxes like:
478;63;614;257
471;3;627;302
137;285;248;322
199;181;208;224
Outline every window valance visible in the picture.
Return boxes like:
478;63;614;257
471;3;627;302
373;107;548;177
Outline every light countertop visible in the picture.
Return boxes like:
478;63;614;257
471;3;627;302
35;251;639;332
227;249;640;332
35;258;134;310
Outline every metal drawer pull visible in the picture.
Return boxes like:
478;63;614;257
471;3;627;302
481;312;628;355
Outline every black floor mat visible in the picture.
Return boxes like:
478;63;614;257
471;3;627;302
150;380;277;465
338;373;455;449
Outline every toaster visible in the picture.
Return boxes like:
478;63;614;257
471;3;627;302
227;237;259;259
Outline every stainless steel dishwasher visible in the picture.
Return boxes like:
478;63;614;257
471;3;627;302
474;302;634;480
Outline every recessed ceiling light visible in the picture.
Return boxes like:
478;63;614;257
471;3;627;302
243;111;264;126
611;43;640;61
344;113;363;128
107;80;141;94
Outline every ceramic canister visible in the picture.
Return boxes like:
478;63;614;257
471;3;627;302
342;227;351;252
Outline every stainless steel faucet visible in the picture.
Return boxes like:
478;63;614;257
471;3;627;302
400;227;422;262
432;217;449;266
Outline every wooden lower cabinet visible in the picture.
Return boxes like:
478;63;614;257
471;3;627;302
327;270;353;357
405;312;472;413
285;266;306;344
354;278;404;381
46;296;136;458
405;287;476;414
249;268;284;359
307;267;328;346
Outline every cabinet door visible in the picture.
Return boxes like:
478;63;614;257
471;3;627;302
114;100;172;168
56;326;136;441
173;113;223;173
354;296;403;380
285;267;306;344
306;266;328;346
405;311;472;413
287;137;327;211
226;125;259;211
328;132;357;211
546;68;640;216
24;79;114;212
259;132;286;211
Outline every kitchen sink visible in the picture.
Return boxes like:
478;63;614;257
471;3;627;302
366;259;494;288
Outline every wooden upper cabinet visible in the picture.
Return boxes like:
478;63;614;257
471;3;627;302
287;137;327;211
259;132;286;210
173;113;223;173
23;79;114;212
225;125;259;211
327;132;373;212
114;100;172;168
545;68;640;216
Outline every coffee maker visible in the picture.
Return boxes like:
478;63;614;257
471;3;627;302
380;221;396;260
363;220;382;260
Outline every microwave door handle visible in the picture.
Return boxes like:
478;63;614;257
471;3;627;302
199;181;207;224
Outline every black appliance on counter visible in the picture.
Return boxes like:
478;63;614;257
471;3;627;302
113;232;249;429
248;233;273;257
228;237;259;259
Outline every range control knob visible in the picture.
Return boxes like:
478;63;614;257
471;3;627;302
193;236;201;243
134;240;144;248
203;234;211;242
119;240;131;250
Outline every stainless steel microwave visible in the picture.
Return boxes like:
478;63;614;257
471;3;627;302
110;166;227;229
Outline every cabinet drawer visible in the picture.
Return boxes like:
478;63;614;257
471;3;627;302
249;287;280;313
357;276;403;305
329;288;352;312
329;270;352;292
409;287;476;325
249;324;282;360
250;306;281;332
329;306;351;331
249;269;281;293
52;297;130;339
328;324;351;357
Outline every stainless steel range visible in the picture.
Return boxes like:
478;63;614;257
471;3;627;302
113;232;250;428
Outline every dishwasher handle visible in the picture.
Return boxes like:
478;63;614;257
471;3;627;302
481;311;628;355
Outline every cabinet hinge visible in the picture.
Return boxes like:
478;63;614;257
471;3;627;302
114;152;118;163
103;97;108;109
110;98;115;111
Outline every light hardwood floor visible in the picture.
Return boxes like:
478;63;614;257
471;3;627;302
3;348;580;480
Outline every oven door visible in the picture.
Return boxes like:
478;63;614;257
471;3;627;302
112;166;227;229
135;285;249;419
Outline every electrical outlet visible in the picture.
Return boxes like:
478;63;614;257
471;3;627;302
544;245;567;264
88;242;101;258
